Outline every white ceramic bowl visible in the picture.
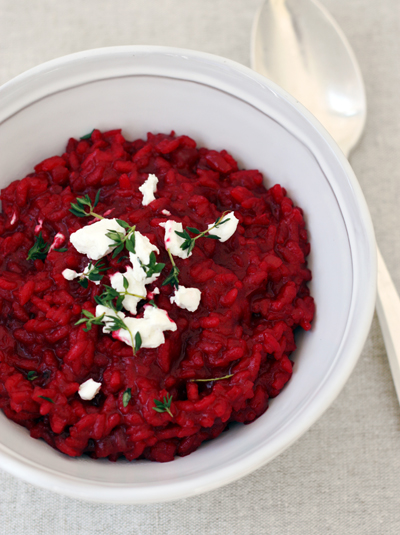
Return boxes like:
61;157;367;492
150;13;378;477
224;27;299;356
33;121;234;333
0;46;376;504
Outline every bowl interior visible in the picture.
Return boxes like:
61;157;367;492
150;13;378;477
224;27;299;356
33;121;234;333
0;48;374;503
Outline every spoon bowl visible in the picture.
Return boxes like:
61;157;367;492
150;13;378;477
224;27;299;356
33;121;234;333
251;0;366;156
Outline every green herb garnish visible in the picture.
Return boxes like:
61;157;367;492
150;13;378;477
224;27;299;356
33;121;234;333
106;220;136;258
70;190;103;219
189;374;234;382
75;310;105;332
80;129;95;140
134;332;142;353
162;249;180;289
78;260;108;289
27;371;38;381
53;247;68;253
27;232;50;261
95;284;145;312
104;314;138;352
152;394;173;417
38;396;54;404
104;314;128;333
103;315;142;356
95;285;124;311
140;251;165;279
175;211;230;255
122;388;132;408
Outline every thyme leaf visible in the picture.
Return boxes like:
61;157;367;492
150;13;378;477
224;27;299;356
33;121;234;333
80;129;95;140
122;388;132;408
152;394;173;417
162;249;180;289
140;251;165;279
27;232;50;261
104;314;129;333
77;260;107;288
27;371;38;381
95;286;123;311
75;310;105;332
175;211;230;254
134;332;142;353
106;220;136;258
95;284;145;312
38;396;54;404
70;190;103;219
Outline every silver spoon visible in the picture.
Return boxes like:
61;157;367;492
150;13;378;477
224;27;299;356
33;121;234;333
251;0;400;403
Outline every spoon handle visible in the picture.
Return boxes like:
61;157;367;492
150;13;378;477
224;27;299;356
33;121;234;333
376;247;400;403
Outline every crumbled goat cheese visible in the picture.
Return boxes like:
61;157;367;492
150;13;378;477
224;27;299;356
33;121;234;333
132;231;159;265
62;268;79;281
95;304;126;334
161;209;171;216
117;306;177;349
207;211;239;242
149;287;160;298
110;266;146;315
49;232;66;252
70;218;124;260
62;265;101;285
170;285;201;312
159;220;192;259
78;378;102;400
128;231;161;284
139;173;158;206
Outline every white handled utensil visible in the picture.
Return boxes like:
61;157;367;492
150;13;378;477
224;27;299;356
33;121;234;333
251;0;400;403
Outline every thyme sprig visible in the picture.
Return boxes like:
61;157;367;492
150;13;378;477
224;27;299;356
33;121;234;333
94;281;146;312
162;249;180;289
27;232;50;261
175;211;230;255
75;310;105;332
189;374;234;383
70;190;103;219
103;314;142;355
106;219;136;258
140;251;165;279
78;260;108;289
153;394;173;417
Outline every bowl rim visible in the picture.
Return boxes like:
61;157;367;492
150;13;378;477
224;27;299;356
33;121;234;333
0;45;377;503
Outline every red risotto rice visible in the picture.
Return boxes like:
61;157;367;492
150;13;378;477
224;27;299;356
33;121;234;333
0;129;314;462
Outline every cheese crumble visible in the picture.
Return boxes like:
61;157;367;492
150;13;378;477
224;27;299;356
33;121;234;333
70;218;125;260
78;378;102;400
139;173;158;206
116;306;177;349
170;286;201;312
159;220;192;259
207;211;239;242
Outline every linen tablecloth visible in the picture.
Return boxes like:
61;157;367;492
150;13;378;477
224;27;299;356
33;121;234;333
0;1;399;533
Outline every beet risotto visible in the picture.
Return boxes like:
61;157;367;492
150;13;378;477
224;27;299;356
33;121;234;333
0;129;314;462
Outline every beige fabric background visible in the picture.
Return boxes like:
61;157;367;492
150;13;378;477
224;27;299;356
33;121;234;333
0;0;399;533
